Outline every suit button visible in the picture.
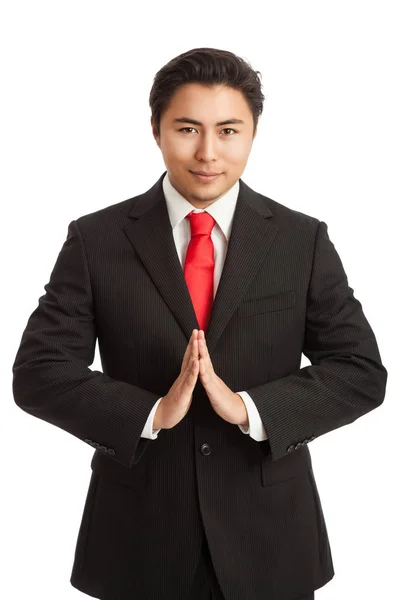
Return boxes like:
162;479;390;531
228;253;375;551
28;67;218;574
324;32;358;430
84;438;91;443
295;442;302;449
200;443;211;456
107;448;115;456
310;435;316;441
287;444;295;453
99;445;107;453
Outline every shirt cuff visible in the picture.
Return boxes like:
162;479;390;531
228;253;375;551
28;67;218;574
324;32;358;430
236;391;268;441
141;397;163;439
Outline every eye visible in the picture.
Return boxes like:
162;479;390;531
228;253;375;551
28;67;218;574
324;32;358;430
178;127;238;135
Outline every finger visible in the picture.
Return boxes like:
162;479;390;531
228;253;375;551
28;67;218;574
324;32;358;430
186;359;199;385
182;329;198;370
199;332;207;352
199;336;209;360
191;337;199;364
199;357;205;376
201;344;213;373
183;337;198;374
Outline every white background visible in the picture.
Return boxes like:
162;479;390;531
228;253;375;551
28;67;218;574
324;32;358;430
1;1;398;598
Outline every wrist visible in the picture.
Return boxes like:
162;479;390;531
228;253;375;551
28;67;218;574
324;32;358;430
240;416;249;428
153;398;164;430
236;393;249;427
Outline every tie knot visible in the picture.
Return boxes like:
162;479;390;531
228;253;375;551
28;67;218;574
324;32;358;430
186;211;216;237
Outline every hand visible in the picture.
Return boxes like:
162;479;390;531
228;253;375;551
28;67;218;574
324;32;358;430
197;329;249;427
154;329;200;429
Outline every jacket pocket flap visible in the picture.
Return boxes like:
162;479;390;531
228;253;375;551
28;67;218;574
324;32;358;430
91;449;146;489
261;444;311;487
237;290;296;318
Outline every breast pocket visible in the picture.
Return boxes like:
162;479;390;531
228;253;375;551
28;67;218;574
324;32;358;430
236;289;296;318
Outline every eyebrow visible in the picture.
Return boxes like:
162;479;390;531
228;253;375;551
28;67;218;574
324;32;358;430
174;117;245;127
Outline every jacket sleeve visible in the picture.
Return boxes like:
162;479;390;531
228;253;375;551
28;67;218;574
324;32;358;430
245;220;388;462
12;219;161;468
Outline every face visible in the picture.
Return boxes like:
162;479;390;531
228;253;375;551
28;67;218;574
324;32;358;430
151;83;257;209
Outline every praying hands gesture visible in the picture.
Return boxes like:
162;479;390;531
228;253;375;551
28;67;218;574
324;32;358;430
197;329;249;427
154;329;249;430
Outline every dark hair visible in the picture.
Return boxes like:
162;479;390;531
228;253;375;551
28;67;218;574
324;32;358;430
149;47;265;137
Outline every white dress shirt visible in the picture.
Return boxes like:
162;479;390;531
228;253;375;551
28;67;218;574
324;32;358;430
140;172;268;442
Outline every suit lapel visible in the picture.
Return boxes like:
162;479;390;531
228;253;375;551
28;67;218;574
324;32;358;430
122;172;279;355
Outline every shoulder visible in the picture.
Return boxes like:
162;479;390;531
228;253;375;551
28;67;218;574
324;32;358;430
72;195;138;237
255;190;321;236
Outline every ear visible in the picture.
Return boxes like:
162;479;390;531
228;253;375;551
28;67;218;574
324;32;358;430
151;117;160;147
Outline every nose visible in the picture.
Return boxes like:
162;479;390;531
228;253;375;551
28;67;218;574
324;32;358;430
195;133;219;163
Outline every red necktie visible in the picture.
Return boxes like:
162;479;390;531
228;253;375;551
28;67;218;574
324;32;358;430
184;211;216;333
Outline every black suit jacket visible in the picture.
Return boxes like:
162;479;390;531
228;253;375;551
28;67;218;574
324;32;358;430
12;171;387;600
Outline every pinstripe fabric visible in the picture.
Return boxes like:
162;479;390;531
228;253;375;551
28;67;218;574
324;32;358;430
142;171;268;442
12;171;387;599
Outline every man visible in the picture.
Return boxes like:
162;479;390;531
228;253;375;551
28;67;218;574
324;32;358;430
12;47;387;600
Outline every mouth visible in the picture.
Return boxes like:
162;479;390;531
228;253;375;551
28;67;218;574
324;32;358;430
189;171;221;182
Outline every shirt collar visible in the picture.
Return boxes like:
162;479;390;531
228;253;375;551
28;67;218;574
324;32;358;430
162;171;240;242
